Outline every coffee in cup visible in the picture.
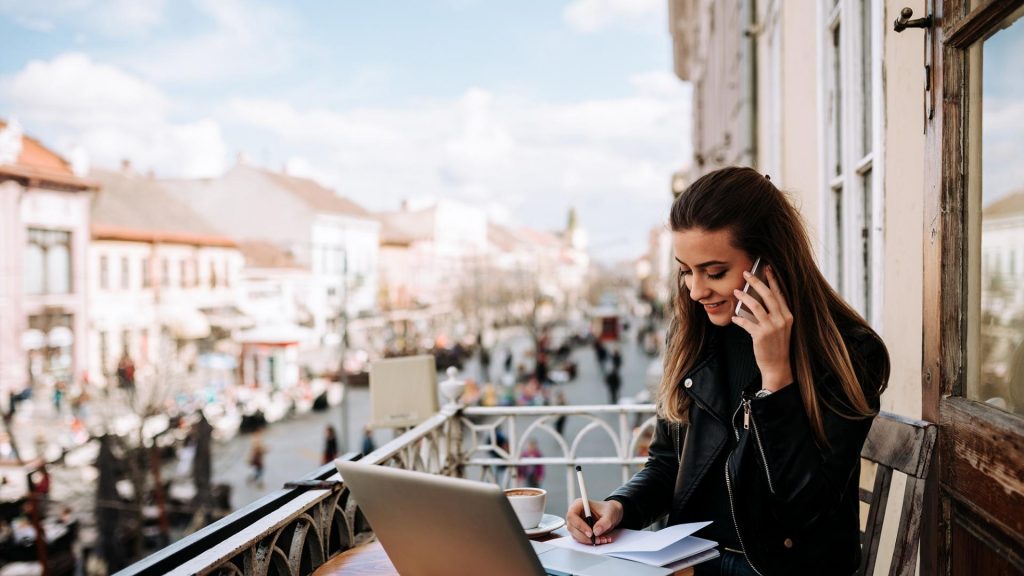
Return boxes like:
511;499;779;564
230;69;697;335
504;487;546;529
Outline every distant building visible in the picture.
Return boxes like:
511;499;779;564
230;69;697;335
0;119;97;405
483;208;590;328
88;166;245;387
641;225;673;308
377;200;488;314
162;163;380;343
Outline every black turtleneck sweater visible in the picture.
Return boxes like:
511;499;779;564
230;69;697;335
687;323;758;550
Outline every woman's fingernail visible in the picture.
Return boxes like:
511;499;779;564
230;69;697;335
743;270;751;278
734;289;742;296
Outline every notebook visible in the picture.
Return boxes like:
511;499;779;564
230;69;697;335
336;461;675;576
546;522;720;568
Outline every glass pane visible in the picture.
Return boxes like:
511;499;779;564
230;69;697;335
975;9;1024;416
832;24;843;177
832;185;844;290
861;170;872;321
24;242;44;294
861;0;873;156
48;241;71;294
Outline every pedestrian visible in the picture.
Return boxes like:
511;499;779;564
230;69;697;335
503;348;514;375
604;368;622;405
534;349;549;384
592;339;608;373
52;380;65;413
322;425;339;464
247;433;267;488
554;390;568;436
566;167;890;575
116;351;135;390
610;347;623;373
361;426;376;455
479;345;491;382
518;439;544;488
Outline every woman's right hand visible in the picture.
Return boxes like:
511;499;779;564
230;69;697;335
566;498;623;545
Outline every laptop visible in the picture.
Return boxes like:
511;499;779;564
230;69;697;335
336;461;674;576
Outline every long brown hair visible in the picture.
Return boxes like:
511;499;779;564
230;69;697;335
658;167;889;445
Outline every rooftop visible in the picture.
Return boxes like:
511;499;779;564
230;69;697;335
0;119;96;191
90;168;235;247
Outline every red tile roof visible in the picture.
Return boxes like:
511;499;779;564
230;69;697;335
0;119;97;191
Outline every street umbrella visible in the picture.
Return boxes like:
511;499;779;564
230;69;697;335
191;414;213;524
96;434;125;570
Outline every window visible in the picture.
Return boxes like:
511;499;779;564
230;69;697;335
210;261;218;288
24;228;72;295
141;257;151;288
99;255;109;291
121;256;130;290
971;9;1024;416
161;258;170;288
180;260;188;288
99;330;109;375
819;0;883;327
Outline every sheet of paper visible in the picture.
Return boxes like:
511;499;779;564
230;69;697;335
545;521;712;555
608;535;718;567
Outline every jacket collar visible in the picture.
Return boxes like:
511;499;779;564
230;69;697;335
683;329;761;424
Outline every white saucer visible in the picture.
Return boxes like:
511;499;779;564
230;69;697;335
525;514;566;537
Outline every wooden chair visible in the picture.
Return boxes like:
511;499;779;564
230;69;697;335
858;411;938;576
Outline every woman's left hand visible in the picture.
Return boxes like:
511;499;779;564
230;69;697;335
731;265;794;392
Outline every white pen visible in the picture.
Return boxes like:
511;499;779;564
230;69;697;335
575;465;596;546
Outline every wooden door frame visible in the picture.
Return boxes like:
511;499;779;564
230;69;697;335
922;0;1024;574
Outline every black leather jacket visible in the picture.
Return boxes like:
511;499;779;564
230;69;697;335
608;324;887;575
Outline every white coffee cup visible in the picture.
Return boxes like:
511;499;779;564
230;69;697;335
504;487;547;529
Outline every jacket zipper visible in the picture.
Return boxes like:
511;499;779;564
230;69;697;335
724;456;766;576
743;398;776;494
731;401;743;440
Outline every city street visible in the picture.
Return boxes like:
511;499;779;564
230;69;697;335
216;324;661;517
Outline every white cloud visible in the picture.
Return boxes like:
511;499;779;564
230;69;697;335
4;53;169;128
563;0;664;34
227;72;691;259
1;53;226;178
0;0;167;36
120;0;295;83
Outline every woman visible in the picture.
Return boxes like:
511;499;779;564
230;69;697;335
566;167;889;575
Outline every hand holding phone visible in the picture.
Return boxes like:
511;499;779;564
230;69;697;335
734;257;768;323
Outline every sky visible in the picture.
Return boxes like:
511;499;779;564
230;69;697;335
0;0;692;262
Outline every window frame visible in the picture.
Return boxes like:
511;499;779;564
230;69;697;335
25;227;73;295
817;0;886;329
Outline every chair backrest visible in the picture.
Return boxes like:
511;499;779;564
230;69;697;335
858;411;938;576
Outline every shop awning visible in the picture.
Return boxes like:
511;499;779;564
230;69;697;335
200;305;255;331
233;322;313;346
161;307;211;340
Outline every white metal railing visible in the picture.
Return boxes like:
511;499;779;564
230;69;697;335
117;403;658;575
458;404;658;511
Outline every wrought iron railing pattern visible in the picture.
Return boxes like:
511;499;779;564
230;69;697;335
114;403;657;576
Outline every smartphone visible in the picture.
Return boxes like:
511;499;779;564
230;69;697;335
734;257;768;323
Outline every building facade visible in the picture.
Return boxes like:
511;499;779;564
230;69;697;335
0;120;96;409
668;1;1024;572
162;163;380;344
88;168;244;388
